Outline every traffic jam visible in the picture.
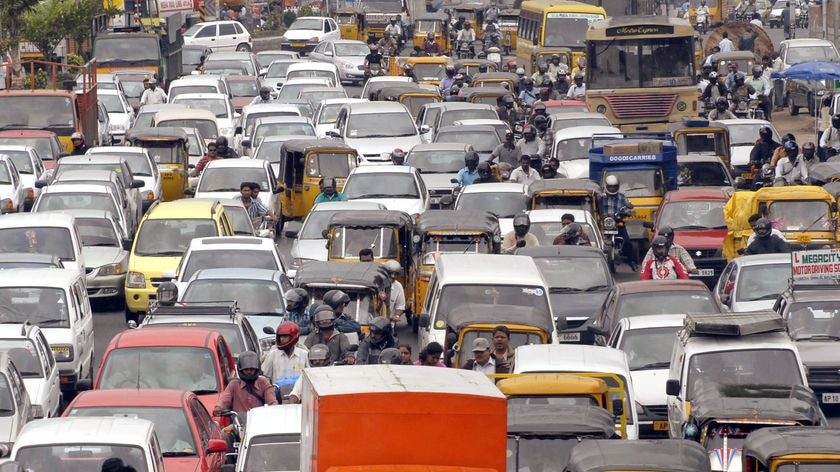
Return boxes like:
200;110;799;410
0;0;837;469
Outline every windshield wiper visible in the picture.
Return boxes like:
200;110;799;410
192;389;219;395
795;334;840;341
162;452;198;457
86;242;119;247
148;250;184;256
357;133;394;138
246;311;283;316
206;187;239;192
634;361;670;370
353;193;392;199
389;193;419;198
672;225;708;230
549;287;583;293
37;318;68;325
0;124;34;130
584;285;610;292
745;293;779;301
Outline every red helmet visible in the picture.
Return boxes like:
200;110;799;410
275;322;300;350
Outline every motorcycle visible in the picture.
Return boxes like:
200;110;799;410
486;46;502;70
256;215;275;239
457;40;472;59
694;10;709;34
484;31;502;50
602;207;634;274
731;96;751;119
471;39;485;59
365;62;385;81
218;410;244;463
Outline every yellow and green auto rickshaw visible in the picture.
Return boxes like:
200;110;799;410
565;439;711;472
125;127;190;202
375;85;442;119
532;47;573;76
277;139;359;230
412;12;450;53
497;9;519;55
335;9;366;41
743;427;840;472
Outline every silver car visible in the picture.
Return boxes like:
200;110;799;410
308;39;369;84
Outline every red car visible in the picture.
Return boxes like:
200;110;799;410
226;75;260;113
649;188;731;287
0;130;67;170
541;99;593;115
63;389;228;472
90;327;237;418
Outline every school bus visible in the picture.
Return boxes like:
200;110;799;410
585;16;697;132
516;0;607;75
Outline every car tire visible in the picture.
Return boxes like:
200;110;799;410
788;95;799;115
236;43;251;52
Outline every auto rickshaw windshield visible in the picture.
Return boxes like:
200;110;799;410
307;287;375;323
508;437;580;472
413;63;446;81
415;20;442;32
767;201;831;231
604;170;664;197
507;395;599;407
421;236;490;264
330;227;397;259
306;152;354;178
686;349;802;400
143;141;188;164
336;13;358;24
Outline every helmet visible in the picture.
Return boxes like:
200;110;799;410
384;30;391;37
734;72;746;83
803;141;816;159
311;304;336;330
403;63;413;73
533;114;548;128
715;96;728;108
369;317;391;337
523;77;534;86
275;321;301;350
454;73;465;81
702;63;712;71
754;217;772;238
323;289;350;310
759;125;773;140
512;212;530;230
477;161;492;178
465;152;479;166
752;65;763;76
308;344;329;362
573;72;584;81
260;85;272;95
781;132;796;144
320;177;337;195
156;282;178;306
478;64;488;73
540;163;556;178
503;95;515;107
215;136;229;147
237;351;261;381
465;22;472;29
505;130;515;141
459;15;466;20
551;53;560;61
378;347;402;364
708;71;718;80
391;148;406;163
652;235;669;260
658;225;674;245
605;174;620;195
71;131;84;141
284;288;310;313
538;63;548;72
458;68;467;76
533;102;547;115
523;125;536;137
384;259;402;274
427;32;434;39
785;140;799;150
516;67;526;75
445;65;455;76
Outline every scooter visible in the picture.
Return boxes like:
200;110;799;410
486;46;502;70
694;11;709;34
457;40;472;59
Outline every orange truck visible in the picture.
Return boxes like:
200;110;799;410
300;365;506;472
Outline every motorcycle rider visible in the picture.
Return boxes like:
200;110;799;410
384;18;402;47
745;217;790;254
640;236;690;280
456;22;476;53
600;175;636;270
484;22;501;48
819;115;840;159
547;54;568;82
729;72;756;111
533;114;552;158
510;153;541;186
695;0;710;30
356;317;397;364
454;151;481;187
304;304;350;365
553;69;571;95
489;130;522;166
502;212;540;253
567;73;586;100
70;132;89;155
363;44;384;78
518;78;537;106
423;32;441;55
287;344;330;403
496;95;519;127
322;289;363;340
283;288;312;336
531;62;551;85
802;142;818;173
453;15;468;31
314;176;347;203
770;132;796;169
439;65;457;96
701;71;727;105
213;350;277;418
390;148;408;166
516;125;545;158
475;161;501;183
775;140;810;185
745;65;772;120
249;86;274;105
260;321;310;384
749;125;781;168
724;62;739;89
641;226;698;274
377;31;398;55
708;96;737;120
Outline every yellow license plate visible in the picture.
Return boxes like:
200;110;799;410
741;172;753;179
797;233;812;243
653;421;669;431
290;42;306;48
161;173;175;180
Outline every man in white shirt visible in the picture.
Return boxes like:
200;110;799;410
718;31;734;52
509;154;541;186
566;73;586;100
819;115;840;158
461;338;497;374
140;78;167;105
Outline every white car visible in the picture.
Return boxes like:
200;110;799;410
167;75;231;103
279;16;341;56
183;20;252;52
234;103;303;152
86;146;162;213
259;59;308;91
242;116;316;156
342;166;430;217
313;98;368;137
552;126;622;179
309;39;370;84
710;119;780;183
0;213;86;277
33;182;133;242
73;210;130;303
327;101;422;164
285;61;341;87
97;89;135;144
164;236;287;287
276;77;333;101
170;92;238;141
0;351;32;447
0;323;62;418
0;145;46;211
713;253;798;312
193;158;281;219
0;154;25;213
453;182;528;235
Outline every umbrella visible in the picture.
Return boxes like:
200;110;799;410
771;61;840;80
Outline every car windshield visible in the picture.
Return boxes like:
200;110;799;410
407;150;464;173
530;221;599;248
100;95;127;113
434;284;551;325
788;301;840;340
229;79;259;97
0;339;44;377
254;123;315;142
299;89;347;104
617;291;718;317
306;152;354;179
735;263;791;302
0;287;70;328
226;206;255;235
119;78;146;98
182;279;285;315
278;83;326;100
101;151;153;177
677;162;731;187
420;236;491;264
619;326;679;370
169;85;219;100
346;112;417;138
198;168;269;192
99;346;220;393
0;138;54;161
555;137;594;161
686;348;802;399
76;217;121;247
157;119;218;140
788;46;839;64
182;250;279;281
16;445;149;472
172;98;230;119
1;153;29;176
316;103;344;125
726;124;777;146
767;201;831;231
254;141;287;164
329;227;397;259
266;62;294;78
334;43;368;56
605;170;664;197
287;71;336;83
436;130;498;153
244;434;301;472
257;53;294;68
0;227;75;260
66;406;197;456
290;18;323;30
153;322;246;354
36;192;118;214
659;200;727;230
244;111;301;136
532;256;610;292
343;173;419;199
455;192;527;218
300;209;341;239
552;117;611;132
133;219;217;256
439;109;497;127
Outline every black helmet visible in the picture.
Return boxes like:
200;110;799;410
311;304;336;330
504;95;515;107
478;64;488;73
465;152;479;166
658;225;674;245
505;130;515;141
715;96;728;108
759;125;773;141
156;282;178;306
459;15;465;20
477;161;492;178
533;115;548;128
803;141;816;159
427;32;434;39
369;317;391;336
284;288;310;313
533;102;546;115
513;213;530;235
446;65;455;76
754;218;772;238
652;235;669;260
781;132;796;145
540;163;556;178
734;72;746;84
523;125;536;137
551;53;560;62
390;148;406;163
215;136;229;147
237;351;261;381
523;77;534;87
378;347;402;364
323;289;350;310
752;65;763;76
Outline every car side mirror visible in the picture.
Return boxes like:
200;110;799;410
720;292;731;306
235;126;243;135
612;398;624;416
642;221;654;229
206;439;228;454
122;238;132;250
555;316;568;332
666;379;681;397
418;313;430;328
586;324;609;336
419;125;431;134
285;230;298;239
131;179;144;189
183;188;195;196
326;130;340;138
272;186;282;194
263;326;276;335
34;180;48;189
242;138;251;148
322;229;330;239
162;270;177;279
75;379;92;392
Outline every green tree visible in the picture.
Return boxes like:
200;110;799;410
21;0;67;61
64;0;103;56
0;0;40;72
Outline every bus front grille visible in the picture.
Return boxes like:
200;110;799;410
604;93;677;119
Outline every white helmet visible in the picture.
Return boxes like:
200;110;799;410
384;260;402;274
605;175;620;196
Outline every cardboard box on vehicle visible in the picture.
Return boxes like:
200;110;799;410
603;143;639;154
638;141;663;153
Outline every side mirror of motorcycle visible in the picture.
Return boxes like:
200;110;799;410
642;221;654;229
263;326;276;335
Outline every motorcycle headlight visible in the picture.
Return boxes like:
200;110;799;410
52;344;74;362
603;217;616;230
126;271;146;288
98;262;126;276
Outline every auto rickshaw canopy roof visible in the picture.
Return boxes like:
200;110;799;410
527;178;602;198
414;210;500;237
414;12;449;22
806;162;840;185
507;403;616;436
824;181;840;200
743;426;840;464
280;138;358;155
294;261;391;290
125;126;190;143
754;185;835;204
689;383;822;427
457;87;514;101
472;71;520;83
446;302;554;336
375;85;441;102
328;210;414;230
566;439;712;472
453;59;498;71
498;373;608;397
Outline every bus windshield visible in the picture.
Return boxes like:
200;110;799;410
588;36;695;89
544;13;603;47
93;37;161;66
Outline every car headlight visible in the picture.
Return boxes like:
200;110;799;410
0;198;11;212
52;344;74;362
342;61;355;70
98;262;126;276
220;126;233;136
309;37;320;42
126;271;146;288
109;122;126;132
279;36;287;42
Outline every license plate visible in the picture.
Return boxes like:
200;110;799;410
822;393;840;403
604;230;619;235
797;233;812;243
692;269;714;277
741;172;753;179
653;421;669;431
558;332;580;343
290;42;306;48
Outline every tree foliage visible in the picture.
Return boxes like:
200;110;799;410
65;0;103;55
0;0;40;61
21;0;67;60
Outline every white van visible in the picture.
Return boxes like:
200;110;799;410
418;254;557;349
236;404;302;472
0;351;33;452
513;343;641;440
0;212;85;277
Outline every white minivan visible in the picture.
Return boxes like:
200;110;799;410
0;212;85;276
236;404;302;472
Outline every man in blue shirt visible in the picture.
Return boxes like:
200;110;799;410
600;174;636;269
454;152;480;187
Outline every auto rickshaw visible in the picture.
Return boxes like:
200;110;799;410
376;84;441;118
531;47;573;76
277;139;359;230
453;58;498;77
709;50;758;77
389;56;449;85
456;86;514;105
722;186;838;260
451;4;485;39
743;427;840;472
497;9;519;55
335;9;366;41
565;439;711;472
471;71;519;91
668;117;731;169
363;10;393;43
412;12;450;53
508;404;619;472
293;261;391;329
411;210;500;323
527;178;601;216
125;127;190;202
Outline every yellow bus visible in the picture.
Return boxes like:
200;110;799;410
516;0;607;75
585;16;697;132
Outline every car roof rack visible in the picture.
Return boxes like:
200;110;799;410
684;311;786;337
149;301;239;319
